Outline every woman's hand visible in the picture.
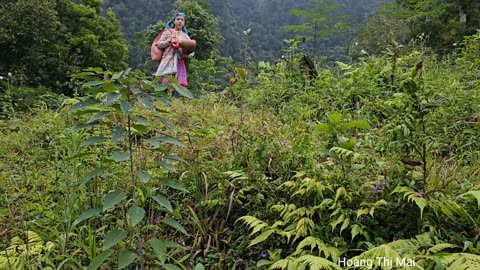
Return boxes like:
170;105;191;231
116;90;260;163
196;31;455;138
170;37;179;49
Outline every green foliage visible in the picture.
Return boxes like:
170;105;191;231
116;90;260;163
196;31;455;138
2;23;480;270
361;0;480;55
174;0;222;61
0;231;56;269
284;0;347;55
65;68;192;268
0;0;127;91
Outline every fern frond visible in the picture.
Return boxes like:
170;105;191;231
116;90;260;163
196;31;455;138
249;229;275;247
392;186;428;218
387;239;421;255
438;253;480;270
352;244;406;268
236;216;269;235
295;255;342;270
284;207;313;223
269;256;295;270
297;236;322;252
427;243;457;255
293;217;315;241
410;196;428;218
329;214;345;231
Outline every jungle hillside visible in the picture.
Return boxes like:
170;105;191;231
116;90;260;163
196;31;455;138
1;0;480;269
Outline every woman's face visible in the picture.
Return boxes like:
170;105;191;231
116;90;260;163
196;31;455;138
174;16;185;29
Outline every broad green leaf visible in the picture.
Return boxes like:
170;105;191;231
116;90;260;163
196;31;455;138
133;115;151;126
195;263;206;270
162;218;188;235
87;249;113;270
144;139;160;149
78;167;106;186
335;187;347;202
103;230;127;250
113;151;130;162
314;123;333;134
103;191;127;211
84;80;104;87
340;218;350;234
257;260;272;267
153;95;171;107
66;122;98;134
123;68;132;76
87;111;111;124
327;112;343;125
162;154;187;163
152;195;173;213
80;136;108;148
71;109;101;117
155;115;176;132
71;71;96;78
159;179;188;192
339;138;356;150
156;161;177;173
128;205;145;227
137;95;155;111
103;82;115;92
120;100;132;116
351;224;361;241
162;241;183;249
65;152;96;161
103;92;121;106
149;238;167;263
138;171;152;183
118;248;137;269
171;83;193;99
342;120;371;130
131;86;143;95
84;67;104;73
73;208;102;227
69;98;100;112
132;124;148;134
356;208;369;219
158;136;184;147
111;70;124;80
112;126;127;144
411;196;428;219
163;264;182;270
153;81;168;92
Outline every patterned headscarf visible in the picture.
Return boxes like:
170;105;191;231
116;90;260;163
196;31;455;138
166;12;188;35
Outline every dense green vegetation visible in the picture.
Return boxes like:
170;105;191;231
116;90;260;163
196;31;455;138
1;0;480;269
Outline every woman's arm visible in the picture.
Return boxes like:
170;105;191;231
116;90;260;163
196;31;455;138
156;29;172;49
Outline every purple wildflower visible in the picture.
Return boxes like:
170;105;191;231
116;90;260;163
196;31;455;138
260;250;268;258
154;214;162;224
373;179;389;193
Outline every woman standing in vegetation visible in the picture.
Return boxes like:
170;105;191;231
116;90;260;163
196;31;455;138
154;12;195;87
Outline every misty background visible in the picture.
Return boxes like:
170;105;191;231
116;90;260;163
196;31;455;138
102;0;391;68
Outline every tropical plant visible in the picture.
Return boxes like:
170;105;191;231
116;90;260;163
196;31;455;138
66;68;193;269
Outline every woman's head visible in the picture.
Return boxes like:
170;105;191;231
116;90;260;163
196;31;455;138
166;12;188;34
